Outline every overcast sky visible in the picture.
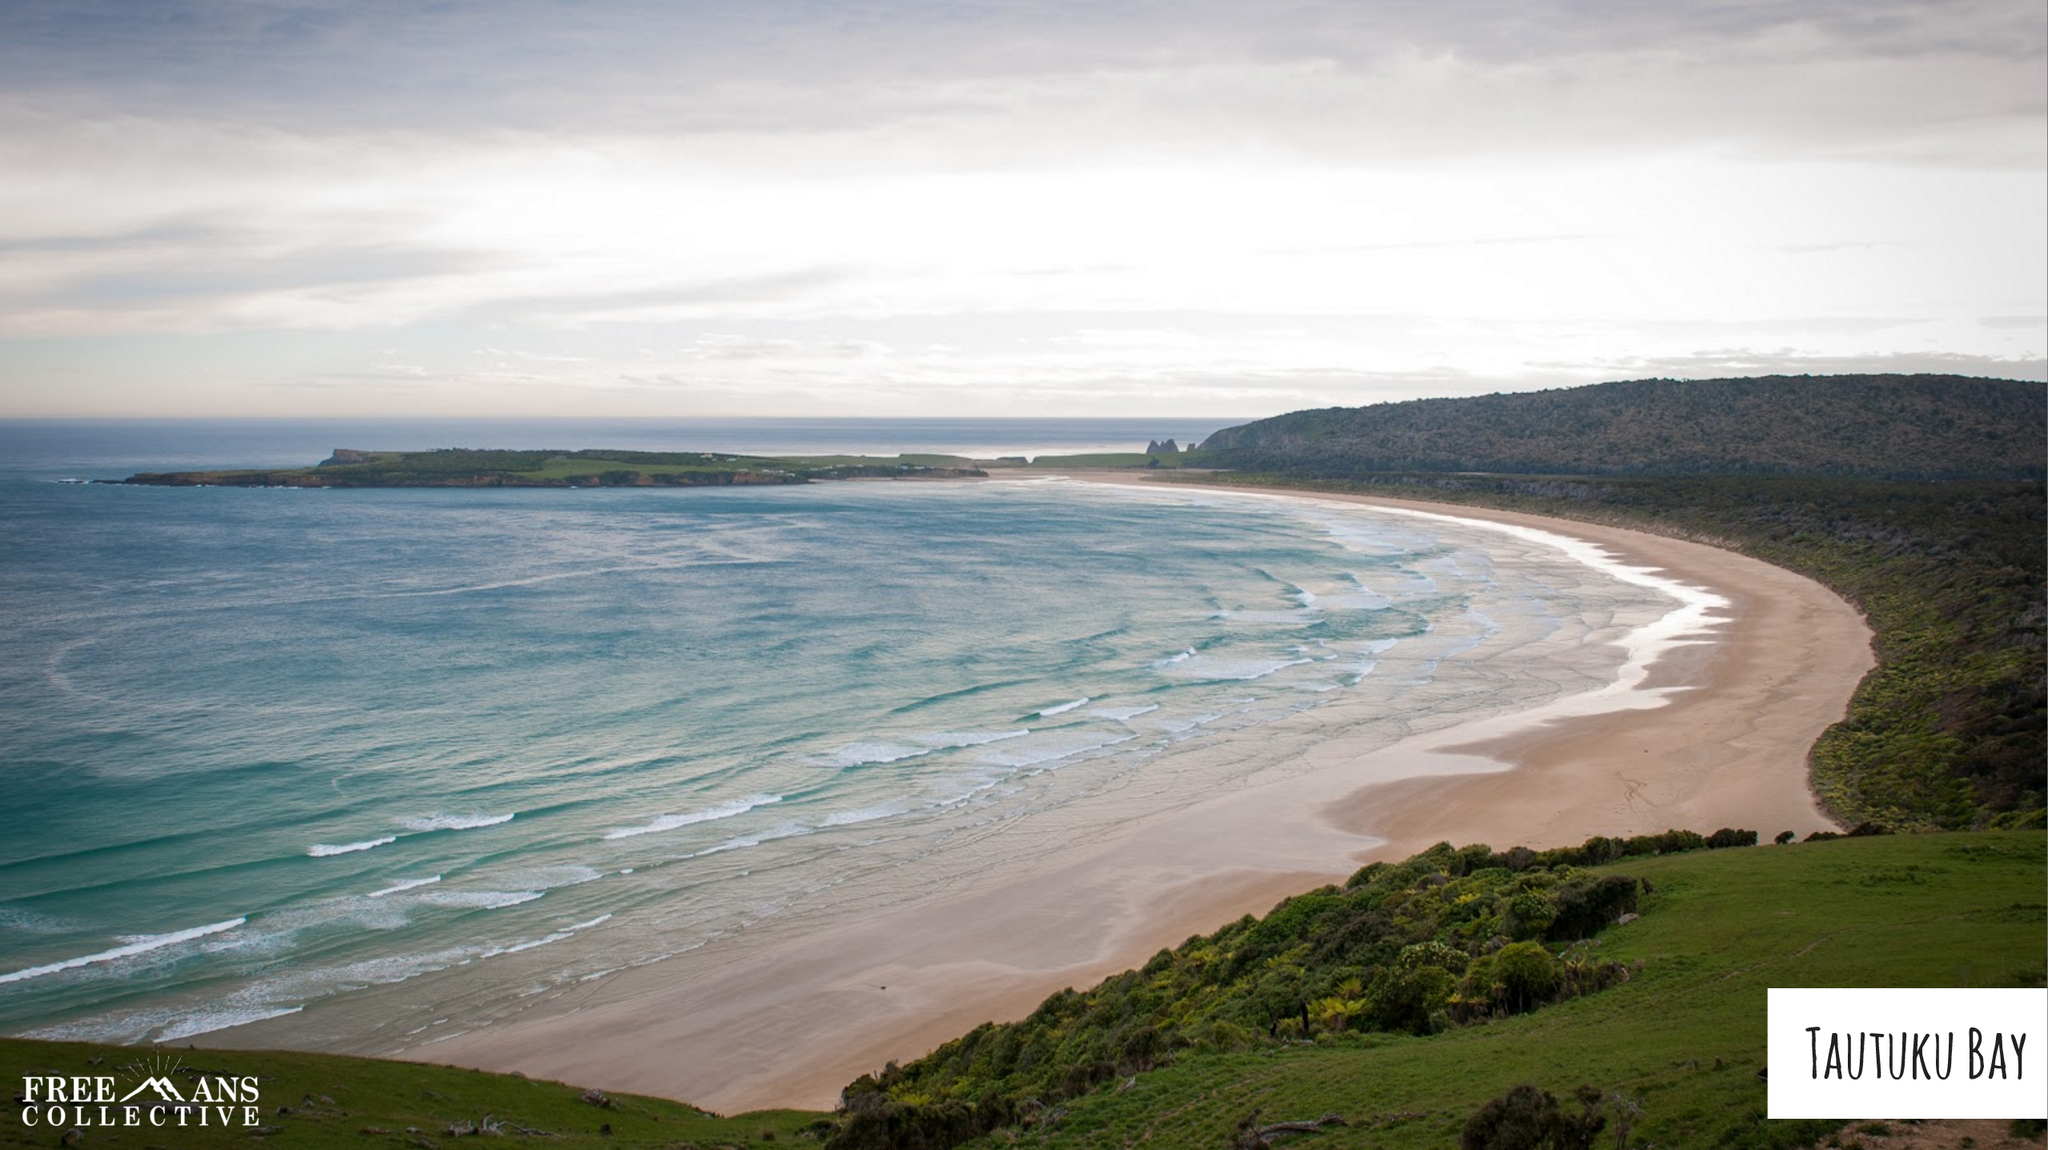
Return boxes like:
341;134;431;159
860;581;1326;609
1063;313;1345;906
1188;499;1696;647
2;0;2042;418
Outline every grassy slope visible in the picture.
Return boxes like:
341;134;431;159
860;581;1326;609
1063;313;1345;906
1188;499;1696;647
4;834;2033;1150
971;832;2045;1150
0;1042;826;1150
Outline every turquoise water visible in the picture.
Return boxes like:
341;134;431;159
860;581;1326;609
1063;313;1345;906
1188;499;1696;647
0;420;1664;1050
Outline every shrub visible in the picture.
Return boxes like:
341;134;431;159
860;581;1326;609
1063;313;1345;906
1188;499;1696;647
1492;942;1562;1015
1460;1084;1607;1150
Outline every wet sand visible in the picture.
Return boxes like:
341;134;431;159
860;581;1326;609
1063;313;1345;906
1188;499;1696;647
354;475;1874;1113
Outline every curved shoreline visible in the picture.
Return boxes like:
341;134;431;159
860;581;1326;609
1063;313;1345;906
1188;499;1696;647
201;472;1875;1113
1090;475;1874;856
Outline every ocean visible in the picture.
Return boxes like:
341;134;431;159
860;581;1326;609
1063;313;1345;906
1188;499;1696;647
0;418;1675;1054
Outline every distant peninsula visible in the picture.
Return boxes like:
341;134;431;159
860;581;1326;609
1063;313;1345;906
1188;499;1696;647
110;441;1231;488
116;447;994;488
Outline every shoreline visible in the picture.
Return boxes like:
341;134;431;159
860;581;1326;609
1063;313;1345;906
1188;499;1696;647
1082;473;1874;853
201;472;1875;1114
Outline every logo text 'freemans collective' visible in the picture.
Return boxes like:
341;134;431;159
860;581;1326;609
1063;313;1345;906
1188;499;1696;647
1768;988;2047;1119
17;1058;263;1129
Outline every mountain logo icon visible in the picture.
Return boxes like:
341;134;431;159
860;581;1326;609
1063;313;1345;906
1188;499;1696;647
118;1076;186;1104
116;1054;189;1103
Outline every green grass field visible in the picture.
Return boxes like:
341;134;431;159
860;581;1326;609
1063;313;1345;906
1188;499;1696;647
0;1041;825;1150
4;833;2038;1150
971;832;2045;1149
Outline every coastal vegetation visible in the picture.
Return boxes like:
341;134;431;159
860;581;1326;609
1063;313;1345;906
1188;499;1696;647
825;831;1749;1150
10;831;2035;1150
1195;375;2045;480
1187;375;2047;832
118;448;986;488
962;830;2042;1150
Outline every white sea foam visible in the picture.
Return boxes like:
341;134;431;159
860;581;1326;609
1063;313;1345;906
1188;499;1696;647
0;905;72;935
475;908;610;953
1035;697;1090;716
24;1001;305;1045
929;729;1031;747
822;742;931;767
694;822;809;857
1226;609;1322;625
1160;655;1314;682
198;901;409;960
977;731;1134;768
0;917;246;985
368;875;443;898
824;729;1028;767
488;933;571;957
1148;710;1223;734
502;864;604;889
1315;591;1393;611
396;812;515;832
604;794;782;839
1355;504;1731;708
416;890;545;910
819;805;900;828
1089;703;1161;721
308;836;396;857
156;1004;304;1042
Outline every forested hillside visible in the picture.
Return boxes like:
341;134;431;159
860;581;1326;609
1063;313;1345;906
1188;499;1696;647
1184;374;2045;831
1198;375;2044;479
1178;473;2044;831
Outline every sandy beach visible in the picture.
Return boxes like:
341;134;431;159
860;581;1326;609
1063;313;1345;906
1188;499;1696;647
357;475;1873;1114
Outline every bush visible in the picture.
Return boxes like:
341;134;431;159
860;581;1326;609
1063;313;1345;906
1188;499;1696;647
1460;1084;1607;1150
1491;942;1562;1015
1546;876;1641;941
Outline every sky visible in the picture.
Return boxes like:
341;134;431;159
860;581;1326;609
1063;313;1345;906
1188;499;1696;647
1;0;2043;418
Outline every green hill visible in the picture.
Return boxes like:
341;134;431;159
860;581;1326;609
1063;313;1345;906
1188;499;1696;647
117;448;986;488
1198;375;2045;479
5;832;2038;1150
1172;374;2047;832
967;830;2044;1150
0;1040;828;1149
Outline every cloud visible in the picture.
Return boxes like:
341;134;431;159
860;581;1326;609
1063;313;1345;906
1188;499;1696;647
0;0;2038;415
0;0;2036;162
1531;348;2045;381
469;268;863;328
